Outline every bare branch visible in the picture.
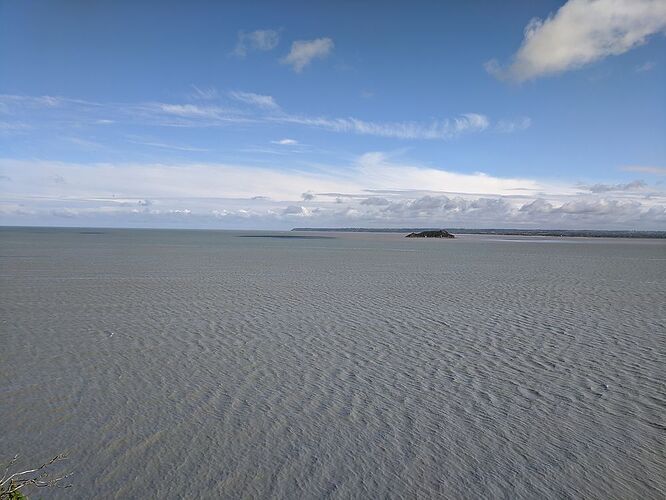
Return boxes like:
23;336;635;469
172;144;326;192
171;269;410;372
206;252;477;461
0;455;18;483
1;453;71;499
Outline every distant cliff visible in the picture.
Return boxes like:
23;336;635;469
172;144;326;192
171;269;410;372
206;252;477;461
406;230;454;238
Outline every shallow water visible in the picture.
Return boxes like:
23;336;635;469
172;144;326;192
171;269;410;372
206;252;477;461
1;228;665;499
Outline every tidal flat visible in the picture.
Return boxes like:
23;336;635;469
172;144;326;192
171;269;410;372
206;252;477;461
1;227;665;498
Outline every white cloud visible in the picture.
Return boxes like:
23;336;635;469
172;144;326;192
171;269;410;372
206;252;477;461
282;205;310;216
488;0;666;81
271;138;298;145
233;29;280;57
0;158;358;202
355;151;545;195
281;38;334;72
229;91;279;109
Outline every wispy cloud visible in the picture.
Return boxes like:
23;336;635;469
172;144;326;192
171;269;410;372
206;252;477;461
229;91;279;109
621;165;666;176
127;138;209;152
0;93;525;141
495;117;532;133
581;180;646;193
487;0;666;82
232;29;280;58
635;61;656;72
281;38;334;72
275;113;490;140
0;94;97;110
189;85;219;100
135;102;252;126
0;121;31;132
11;95;63;108
63;136;105;150
155;103;224;118
271;138;298;145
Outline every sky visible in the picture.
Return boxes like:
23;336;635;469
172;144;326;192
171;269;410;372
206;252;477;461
1;0;665;230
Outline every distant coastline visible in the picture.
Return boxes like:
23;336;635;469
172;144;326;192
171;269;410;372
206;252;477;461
292;228;666;239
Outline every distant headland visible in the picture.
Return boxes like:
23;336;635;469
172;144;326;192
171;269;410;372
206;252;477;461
292;228;666;239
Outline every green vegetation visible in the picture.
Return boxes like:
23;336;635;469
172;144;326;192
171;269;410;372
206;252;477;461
2;488;27;500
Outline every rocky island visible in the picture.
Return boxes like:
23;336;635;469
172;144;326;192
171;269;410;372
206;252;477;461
406;230;455;238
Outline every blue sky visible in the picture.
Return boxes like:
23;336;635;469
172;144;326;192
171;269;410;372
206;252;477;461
1;0;665;229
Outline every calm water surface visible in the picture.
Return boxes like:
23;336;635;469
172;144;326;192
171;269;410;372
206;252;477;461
1;228;665;498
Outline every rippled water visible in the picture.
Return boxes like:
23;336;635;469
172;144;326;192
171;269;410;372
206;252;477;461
1;228;665;499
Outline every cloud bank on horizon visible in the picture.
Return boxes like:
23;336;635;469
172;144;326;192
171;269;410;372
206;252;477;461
2;153;664;230
0;0;664;229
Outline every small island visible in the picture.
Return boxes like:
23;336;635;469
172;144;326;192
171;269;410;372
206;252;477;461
406;230;455;238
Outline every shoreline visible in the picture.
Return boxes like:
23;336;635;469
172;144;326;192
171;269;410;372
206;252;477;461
292;227;666;239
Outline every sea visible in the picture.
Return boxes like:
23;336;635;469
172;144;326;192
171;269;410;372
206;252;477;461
1;227;664;499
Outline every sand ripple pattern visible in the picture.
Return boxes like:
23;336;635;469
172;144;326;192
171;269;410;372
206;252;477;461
1;229;665;499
